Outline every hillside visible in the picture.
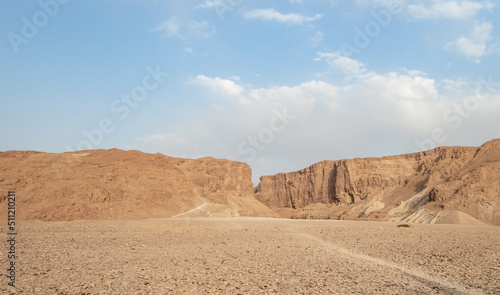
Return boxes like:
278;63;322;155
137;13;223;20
1;140;499;225
0;149;278;220
255;139;500;225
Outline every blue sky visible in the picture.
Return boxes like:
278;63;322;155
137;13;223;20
1;0;499;184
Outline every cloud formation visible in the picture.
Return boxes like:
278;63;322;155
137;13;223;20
153;17;216;40
195;0;225;9
444;21;498;62
135;68;499;183
190;75;250;105
407;0;494;19
244;8;322;25
311;32;324;47
315;52;367;75
356;0;494;19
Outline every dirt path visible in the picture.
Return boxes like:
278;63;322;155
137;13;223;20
299;233;484;295
170;202;211;218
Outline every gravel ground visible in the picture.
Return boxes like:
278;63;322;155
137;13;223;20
1;218;499;294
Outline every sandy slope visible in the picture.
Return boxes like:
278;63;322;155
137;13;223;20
1;218;498;294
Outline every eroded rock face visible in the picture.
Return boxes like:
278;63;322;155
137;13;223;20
255;139;500;225
0;149;278;221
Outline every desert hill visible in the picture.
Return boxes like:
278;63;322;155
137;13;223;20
255;139;500;225
1;140;499;225
0;149;278;220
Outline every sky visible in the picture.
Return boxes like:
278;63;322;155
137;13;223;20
1;0;499;185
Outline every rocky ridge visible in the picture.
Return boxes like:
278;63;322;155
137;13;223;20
0;149;277;220
255;139;500;225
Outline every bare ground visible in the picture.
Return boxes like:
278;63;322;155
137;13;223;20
1;218;499;294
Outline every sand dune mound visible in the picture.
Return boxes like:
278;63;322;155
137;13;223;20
255;139;500;225
0;149;278;221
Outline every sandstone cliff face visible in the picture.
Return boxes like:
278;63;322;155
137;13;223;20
0;149;277;221
255;139;500;225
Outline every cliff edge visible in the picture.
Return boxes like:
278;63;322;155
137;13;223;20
255;139;500;225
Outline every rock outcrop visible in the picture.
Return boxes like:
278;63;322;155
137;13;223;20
255;139;500;225
0;149;278;220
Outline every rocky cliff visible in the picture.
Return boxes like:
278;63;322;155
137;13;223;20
0;149;278;221
255;139;500;225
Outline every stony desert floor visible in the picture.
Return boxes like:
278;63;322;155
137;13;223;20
1;218;499;295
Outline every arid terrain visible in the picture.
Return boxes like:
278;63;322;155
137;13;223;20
1;218;499;294
1;141;499;293
256;139;500;225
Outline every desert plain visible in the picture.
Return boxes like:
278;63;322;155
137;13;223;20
1;217;499;295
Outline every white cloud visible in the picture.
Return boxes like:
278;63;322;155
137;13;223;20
190;75;250;105
361;71;438;101
315;52;367;75
195;0;224;9
438;78;474;95
444;21;498;62
153;17;216;40
404;69;426;77
407;0;494;19
244;8;322;25
289;0;303;3
311;32;324;47
189;20;216;38
248;80;340;110
356;0;494;19
153;17;181;37
135;70;500;184
355;0;406;6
